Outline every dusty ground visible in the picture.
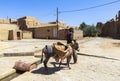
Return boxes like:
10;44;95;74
79;37;120;60
11;56;120;81
9;37;120;81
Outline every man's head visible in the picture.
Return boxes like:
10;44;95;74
69;28;74;32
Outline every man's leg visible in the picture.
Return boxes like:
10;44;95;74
73;49;77;63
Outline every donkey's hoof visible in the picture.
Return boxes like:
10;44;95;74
57;67;61;70
69;67;71;69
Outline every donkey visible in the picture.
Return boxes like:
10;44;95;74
40;42;79;71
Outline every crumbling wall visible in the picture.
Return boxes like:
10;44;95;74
116;21;120;38
17;16;40;30
0;19;16;24
108;20;117;38
97;10;120;39
119;11;120;21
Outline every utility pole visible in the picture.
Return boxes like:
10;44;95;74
56;7;59;24
56;7;59;39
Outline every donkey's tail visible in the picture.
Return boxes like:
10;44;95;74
40;49;44;64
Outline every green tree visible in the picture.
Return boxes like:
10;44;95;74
79;22;87;30
80;23;100;37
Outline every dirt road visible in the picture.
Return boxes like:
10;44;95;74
11;37;120;81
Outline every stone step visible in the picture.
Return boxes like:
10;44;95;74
0;56;40;81
4;52;34;57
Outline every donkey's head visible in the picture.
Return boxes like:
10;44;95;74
72;40;79;51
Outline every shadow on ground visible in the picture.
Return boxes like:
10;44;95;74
32;62;68;75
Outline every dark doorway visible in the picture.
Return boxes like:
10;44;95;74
17;32;21;40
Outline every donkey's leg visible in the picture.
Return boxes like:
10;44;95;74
73;49;78;64
67;55;72;69
58;59;62;69
43;56;50;71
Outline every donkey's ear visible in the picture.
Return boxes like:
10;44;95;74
45;45;47;48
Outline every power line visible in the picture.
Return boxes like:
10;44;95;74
59;0;120;13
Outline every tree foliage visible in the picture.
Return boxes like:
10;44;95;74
79;22;87;30
79;22;100;37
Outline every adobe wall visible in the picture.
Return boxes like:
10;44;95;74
0;24;19;30
22;31;32;39
58;29;67;40
17;16;40;30
0;19;16;24
108;20;117;38
34;26;57;39
0;28;9;40
96;22;104;30
119;11;120;21
97;10;120;39
8;30;22;40
58;29;83;40
0;19;10;24
73;30;83;39
116;21;120;38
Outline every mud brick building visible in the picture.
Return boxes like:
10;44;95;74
96;10;120;39
0;19;22;40
17;16;83;39
0;16;83;40
17;16;66;39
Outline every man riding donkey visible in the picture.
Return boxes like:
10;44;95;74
66;28;79;64
40;28;79;72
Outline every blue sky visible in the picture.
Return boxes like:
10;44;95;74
0;0;120;26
